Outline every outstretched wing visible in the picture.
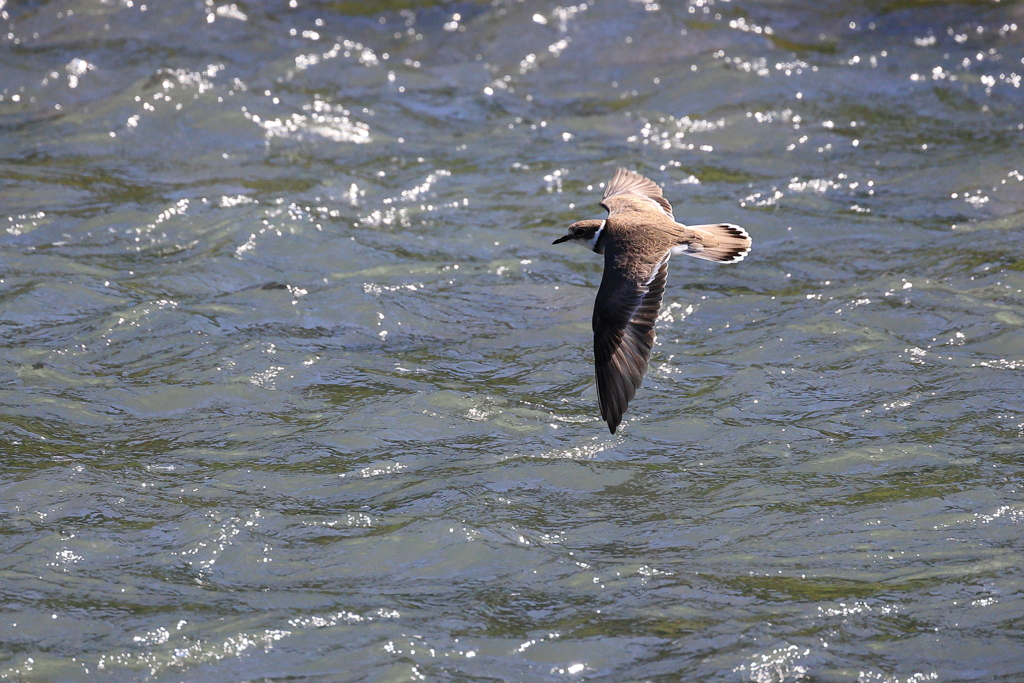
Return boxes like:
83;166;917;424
592;256;668;434
600;167;674;220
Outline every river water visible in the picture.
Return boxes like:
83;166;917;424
2;0;1024;681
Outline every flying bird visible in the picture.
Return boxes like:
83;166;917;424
553;167;751;433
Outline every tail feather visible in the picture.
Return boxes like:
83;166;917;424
684;223;751;263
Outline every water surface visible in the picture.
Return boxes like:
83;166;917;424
2;0;1024;680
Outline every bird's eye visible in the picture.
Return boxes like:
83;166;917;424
574;229;584;236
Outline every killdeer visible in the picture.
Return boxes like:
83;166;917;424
553;167;751;434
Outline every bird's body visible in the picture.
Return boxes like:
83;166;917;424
553;168;751;434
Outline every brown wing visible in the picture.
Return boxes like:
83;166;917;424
600;167;674;220
592;256;668;434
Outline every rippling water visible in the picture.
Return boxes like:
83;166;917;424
2;0;1024;680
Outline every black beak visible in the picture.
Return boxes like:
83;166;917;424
552;235;571;245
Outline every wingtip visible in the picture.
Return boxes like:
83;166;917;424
599;393;623;435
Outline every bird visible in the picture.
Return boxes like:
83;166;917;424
552;167;751;434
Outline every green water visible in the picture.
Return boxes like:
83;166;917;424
2;0;1024;680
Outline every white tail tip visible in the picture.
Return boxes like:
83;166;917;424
684;223;751;263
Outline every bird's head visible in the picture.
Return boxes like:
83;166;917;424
552;219;606;253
